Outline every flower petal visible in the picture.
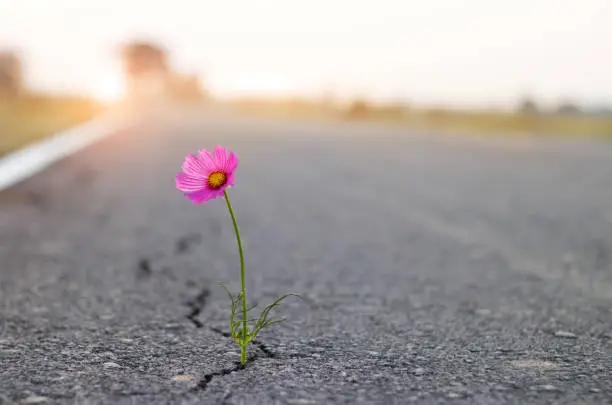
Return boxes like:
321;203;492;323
184;188;224;204
225;151;239;173
224;172;235;188
176;172;206;192
198;148;217;170
177;145;238;204
182;153;214;177
213;145;229;171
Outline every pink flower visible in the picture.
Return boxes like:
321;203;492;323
176;145;239;204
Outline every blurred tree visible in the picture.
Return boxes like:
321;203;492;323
0;51;23;102
121;41;170;103
518;95;539;115
121;42;168;76
346;98;371;118
556;101;581;115
516;95;542;134
587;106;612;117
378;100;410;119
169;73;207;104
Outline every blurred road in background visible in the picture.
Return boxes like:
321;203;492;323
1;107;612;404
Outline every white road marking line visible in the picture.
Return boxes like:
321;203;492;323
0;114;126;191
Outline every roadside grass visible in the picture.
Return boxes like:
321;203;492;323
0;94;103;157
401;109;612;139
228;98;612;140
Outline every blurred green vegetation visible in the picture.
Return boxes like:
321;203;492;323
230;98;612;139
0;94;103;156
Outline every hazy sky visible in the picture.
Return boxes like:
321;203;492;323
0;0;611;108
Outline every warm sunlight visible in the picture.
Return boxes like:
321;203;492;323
89;73;125;103
2;0;611;107
210;73;303;98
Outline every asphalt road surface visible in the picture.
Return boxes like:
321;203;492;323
1;108;612;404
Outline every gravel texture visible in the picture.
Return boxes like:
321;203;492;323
1;108;612;404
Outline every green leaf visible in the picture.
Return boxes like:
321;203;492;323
219;283;242;345
258;318;286;330
250;293;303;340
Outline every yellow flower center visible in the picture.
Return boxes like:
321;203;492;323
207;171;227;189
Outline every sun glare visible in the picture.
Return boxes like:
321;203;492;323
90;74;125;103
211;73;302;98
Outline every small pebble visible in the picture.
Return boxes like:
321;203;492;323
536;384;559;392
413;368;425;376
103;362;121;369
554;331;577;339
22;396;49;404
171;374;196;382
475;308;491;316
446;392;461;399
509;359;556;370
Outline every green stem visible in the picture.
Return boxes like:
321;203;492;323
223;189;248;365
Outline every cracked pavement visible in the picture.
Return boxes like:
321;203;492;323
1;108;612;404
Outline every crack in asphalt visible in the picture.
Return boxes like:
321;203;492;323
194;363;246;392
210;326;232;338
25;190;46;208
184;287;210;328
191;333;273;393
251;339;275;358
136;258;153;279
175;233;202;255
210;327;275;358
135;233;203;281
194;327;307;393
